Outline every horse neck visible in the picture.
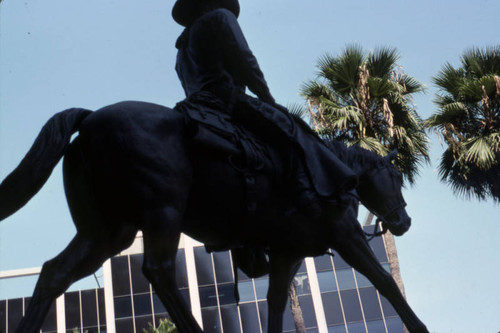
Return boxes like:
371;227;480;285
329;141;377;178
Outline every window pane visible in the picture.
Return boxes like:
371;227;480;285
385;317;404;332
258;301;268;332
254;278;268;300
366;319;386;333
111;256;131;296
114;296;132;319
369;237;388;262
180;288;191;309
176;249;189;288
217;283;236;306
354;271;372;288
134;293;152;316
298;295;317;328
321;292;344;326
199;285;218;308
135;315;154;333
195;247;215;286
336;269;356;290
327;324;347;333
152;293;167;315
314;254;333;272
213;251;233;284
282;299;295;332
202;307;222;333
130;254;150;294
65;292;81;329
220;305;240;333
380;295;397;317
0;300;6;333
81;289;98;328
332;253;350;270
294;272;311;295
239;302;260;333
115;318;134;332
340;290;363;323
237;280;255;303
317;271;337;293
346;321;365;333
97;289;106;327
7;298;23;333
359;287;382;321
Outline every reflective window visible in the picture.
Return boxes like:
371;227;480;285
152;293;167;315
202;307;222;333
332;253;350;270
380;295;397;317
213;251;233;284
179;288;191;308
369;237;388;262
176;249;189;288
336;269;356;290
0;300;6;333
327;324;347;333
254;278;269;300
282;299;296;332
114;296;132;319
366;319;386;333
220;305;241;332
294;273;311;295
385;317;404;332
321;291;344;326
216;283;236;306
298;295;317;328
346;321;366;333
97;289;106;327
237;280;255;303
199;285;218;308
317;271;337;293
111;256;131;296
134;315;154;333
359;287;382;321
7;298;23;332
339;290;363;323
314;254;333;272
65;292;81;329
194;247;215;286
130;254;150;294
239;303;260;333
258;301;268;332
81;289;98;327
134;293;152;316
115;318;134;332
354;271;372;288
297;260;307;273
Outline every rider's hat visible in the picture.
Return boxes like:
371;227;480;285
172;0;240;26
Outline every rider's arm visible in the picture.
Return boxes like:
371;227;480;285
216;9;275;104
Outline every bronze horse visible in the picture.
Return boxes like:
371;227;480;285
0;101;428;333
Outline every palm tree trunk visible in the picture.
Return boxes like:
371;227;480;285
288;280;307;333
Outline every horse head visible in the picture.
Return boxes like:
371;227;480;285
356;150;411;236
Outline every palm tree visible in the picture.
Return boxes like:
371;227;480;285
301;45;429;184
143;318;179;333
425;46;500;201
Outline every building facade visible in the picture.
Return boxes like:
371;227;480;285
0;226;406;333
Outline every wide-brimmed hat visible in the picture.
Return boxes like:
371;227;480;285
172;0;240;26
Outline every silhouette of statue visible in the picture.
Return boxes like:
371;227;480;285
0;1;430;332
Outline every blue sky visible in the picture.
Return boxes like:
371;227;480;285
0;0;499;332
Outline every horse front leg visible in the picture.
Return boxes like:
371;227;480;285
333;224;428;333
266;252;302;333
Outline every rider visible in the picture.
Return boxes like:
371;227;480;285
172;0;357;216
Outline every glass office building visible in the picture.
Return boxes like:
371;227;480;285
0;226;406;333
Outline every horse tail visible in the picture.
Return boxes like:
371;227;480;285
0;108;92;221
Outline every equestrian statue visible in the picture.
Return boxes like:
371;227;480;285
0;0;429;332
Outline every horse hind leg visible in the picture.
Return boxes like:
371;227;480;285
332;223;429;333
141;206;202;333
14;227;137;333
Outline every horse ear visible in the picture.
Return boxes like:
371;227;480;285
385;149;398;162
